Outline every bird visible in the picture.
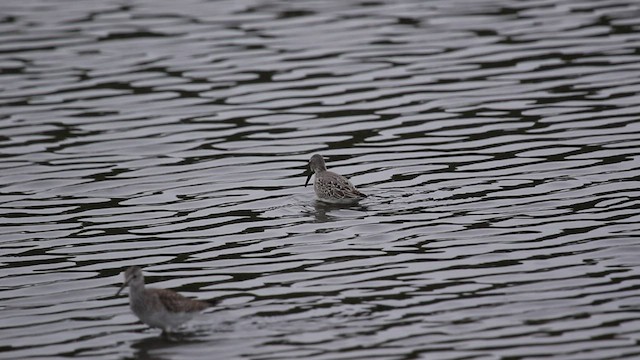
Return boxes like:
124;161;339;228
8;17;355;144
304;154;367;204
115;266;210;335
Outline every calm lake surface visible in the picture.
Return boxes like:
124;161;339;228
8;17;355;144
1;0;640;359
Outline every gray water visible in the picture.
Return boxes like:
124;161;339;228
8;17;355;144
1;0;640;359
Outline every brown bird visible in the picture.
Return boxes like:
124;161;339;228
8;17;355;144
115;266;209;334
305;154;367;204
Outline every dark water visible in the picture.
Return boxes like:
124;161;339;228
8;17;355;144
1;0;640;359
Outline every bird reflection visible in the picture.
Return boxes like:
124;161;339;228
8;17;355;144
312;199;369;222
129;336;173;360
128;332;203;360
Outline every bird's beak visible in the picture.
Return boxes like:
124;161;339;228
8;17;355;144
304;167;313;187
115;278;130;296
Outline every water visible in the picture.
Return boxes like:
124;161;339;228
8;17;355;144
1;0;640;359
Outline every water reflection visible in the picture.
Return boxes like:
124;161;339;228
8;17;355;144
129;337;174;360
311;201;369;223
1;0;640;359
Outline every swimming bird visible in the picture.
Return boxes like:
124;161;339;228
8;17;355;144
305;154;367;204
115;266;210;334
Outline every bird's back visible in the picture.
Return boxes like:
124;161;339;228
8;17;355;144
151;288;210;313
315;171;366;203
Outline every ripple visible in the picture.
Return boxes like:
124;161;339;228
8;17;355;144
1;0;640;359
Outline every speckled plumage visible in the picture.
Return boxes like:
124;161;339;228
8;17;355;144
305;154;366;204
116;266;209;333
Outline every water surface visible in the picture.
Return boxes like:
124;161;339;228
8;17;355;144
1;0;640;359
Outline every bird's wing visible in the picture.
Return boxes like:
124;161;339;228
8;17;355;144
317;172;366;199
151;288;209;313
